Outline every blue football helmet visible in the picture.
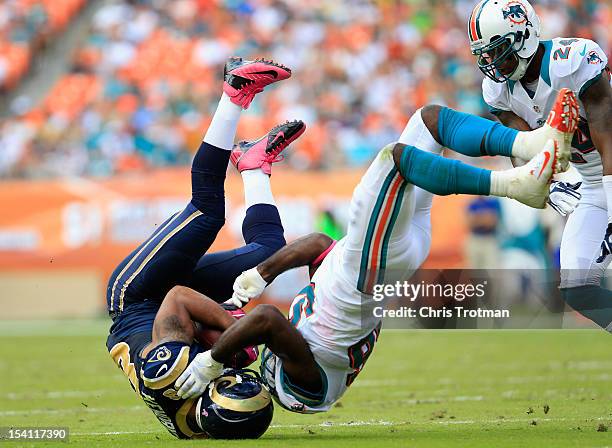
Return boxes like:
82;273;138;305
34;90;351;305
194;369;274;439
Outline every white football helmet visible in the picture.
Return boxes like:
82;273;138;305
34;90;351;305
468;0;541;83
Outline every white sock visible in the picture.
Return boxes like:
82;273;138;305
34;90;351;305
241;169;276;208
511;131;531;160
203;93;242;150
490;170;514;197
398;109;443;155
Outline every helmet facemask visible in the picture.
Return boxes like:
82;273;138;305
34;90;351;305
472;31;531;83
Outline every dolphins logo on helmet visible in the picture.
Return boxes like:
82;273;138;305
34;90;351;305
587;51;603;65
502;2;532;26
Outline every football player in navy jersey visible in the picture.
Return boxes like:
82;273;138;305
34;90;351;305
134;285;273;439
105;57;304;438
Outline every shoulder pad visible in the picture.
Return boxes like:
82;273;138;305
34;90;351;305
549;38;606;79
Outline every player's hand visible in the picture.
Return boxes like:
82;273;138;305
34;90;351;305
175;350;223;399
596;221;612;263
225;267;267;308
547;181;581;216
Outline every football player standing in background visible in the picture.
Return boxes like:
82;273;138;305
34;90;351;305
468;0;612;331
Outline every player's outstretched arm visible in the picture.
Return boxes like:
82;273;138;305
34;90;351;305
257;232;334;282
217;304;321;390
151;286;236;346
227;232;334;307
176;303;321;399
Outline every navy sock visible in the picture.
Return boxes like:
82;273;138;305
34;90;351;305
438;107;517;157
399;144;491;196
191;142;230;217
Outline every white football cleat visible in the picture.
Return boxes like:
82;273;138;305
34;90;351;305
505;139;558;209
512;88;579;173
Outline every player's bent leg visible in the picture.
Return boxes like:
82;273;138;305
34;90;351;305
190;204;286;301
391;137;559;209
418;89;578;171
421;104;518;158
190;121;305;300
374;110;441;279
560;200;612;332
108;59;254;313
107;140;230;312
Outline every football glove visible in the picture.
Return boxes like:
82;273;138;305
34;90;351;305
596;221;612;264
224;267;267;308
175;350;223;399
547;181;581;216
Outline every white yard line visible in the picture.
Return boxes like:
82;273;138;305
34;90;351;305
69;416;610;437
72;430;162;436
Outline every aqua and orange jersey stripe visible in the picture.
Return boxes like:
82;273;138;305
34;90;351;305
364;174;404;294
358;168;407;295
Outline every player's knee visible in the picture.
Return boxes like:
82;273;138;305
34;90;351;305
392;142;409;169
190;196;227;224
420;105;442;142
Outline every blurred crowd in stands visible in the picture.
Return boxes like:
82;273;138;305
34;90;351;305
0;0;609;178
0;0;85;91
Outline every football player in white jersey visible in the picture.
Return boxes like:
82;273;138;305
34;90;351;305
172;88;577;412
468;0;612;331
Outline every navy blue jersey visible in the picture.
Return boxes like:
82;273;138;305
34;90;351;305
105;143;285;438
108;335;208;438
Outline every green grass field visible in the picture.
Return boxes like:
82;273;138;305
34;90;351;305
1;320;611;447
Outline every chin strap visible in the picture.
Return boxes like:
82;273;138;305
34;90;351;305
508;51;537;82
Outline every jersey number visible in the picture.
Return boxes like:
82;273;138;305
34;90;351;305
289;283;316;327
110;342;140;395
346;323;381;386
570;118;596;164
553;47;571;61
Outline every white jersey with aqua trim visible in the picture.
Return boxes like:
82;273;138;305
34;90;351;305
260;144;433;413
483;37;611;185
260;240;384;414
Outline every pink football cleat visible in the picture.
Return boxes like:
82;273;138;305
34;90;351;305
231;120;306;175
223;57;291;109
